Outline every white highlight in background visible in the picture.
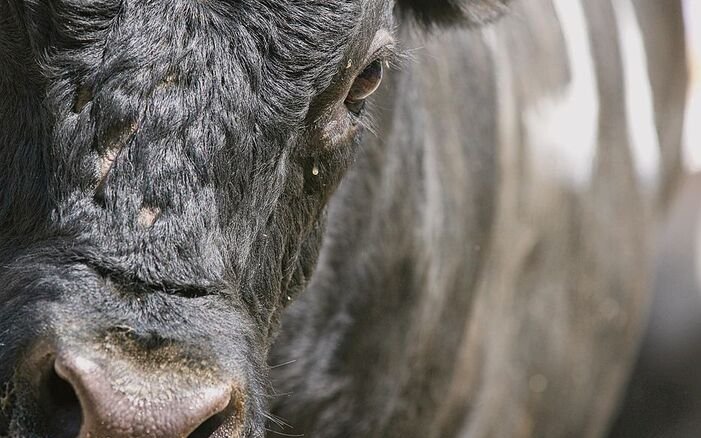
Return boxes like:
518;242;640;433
685;0;701;173
524;0;599;188
614;0;661;186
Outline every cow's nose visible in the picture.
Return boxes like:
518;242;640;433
50;351;233;438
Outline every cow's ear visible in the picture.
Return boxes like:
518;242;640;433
396;0;511;27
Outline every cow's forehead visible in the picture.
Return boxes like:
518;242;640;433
36;0;396;138
225;0;395;67
28;0;398;278
179;0;394;45
116;0;392;111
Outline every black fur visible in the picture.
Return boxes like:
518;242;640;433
0;0;503;436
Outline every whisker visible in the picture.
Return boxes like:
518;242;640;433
269;359;297;369
266;390;294;399
265;427;305;437
263;411;292;429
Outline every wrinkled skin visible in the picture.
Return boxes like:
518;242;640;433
0;0;688;437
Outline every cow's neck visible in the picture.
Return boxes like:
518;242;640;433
269;25;498;438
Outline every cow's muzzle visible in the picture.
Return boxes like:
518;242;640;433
19;340;245;438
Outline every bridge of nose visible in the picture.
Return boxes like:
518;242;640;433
54;348;233;438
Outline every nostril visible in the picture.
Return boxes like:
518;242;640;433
52;351;236;438
187;409;228;438
46;366;79;408
39;363;82;438
188;390;244;438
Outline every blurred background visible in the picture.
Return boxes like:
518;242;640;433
609;2;701;436
685;0;700;173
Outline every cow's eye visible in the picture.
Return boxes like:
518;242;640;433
345;59;384;115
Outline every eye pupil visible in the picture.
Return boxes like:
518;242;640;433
345;59;384;111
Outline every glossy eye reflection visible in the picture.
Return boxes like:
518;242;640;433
345;59;384;114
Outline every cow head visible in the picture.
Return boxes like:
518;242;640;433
0;0;508;437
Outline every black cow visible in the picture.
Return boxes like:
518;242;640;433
0;0;688;437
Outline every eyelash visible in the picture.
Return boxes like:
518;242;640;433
372;43;403;71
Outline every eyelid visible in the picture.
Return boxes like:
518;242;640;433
363;29;400;69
